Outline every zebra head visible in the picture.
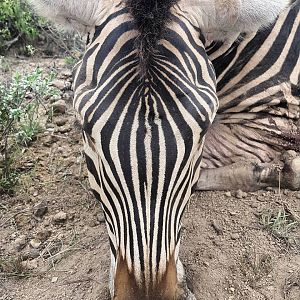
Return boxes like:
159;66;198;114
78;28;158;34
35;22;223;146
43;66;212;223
30;0;290;299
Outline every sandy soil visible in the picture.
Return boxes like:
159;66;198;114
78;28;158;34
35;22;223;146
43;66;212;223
0;58;299;300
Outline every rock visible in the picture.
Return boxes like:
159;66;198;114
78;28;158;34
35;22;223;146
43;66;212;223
29;239;42;249
53;211;67;223
62;91;74;102
61;70;72;78
57;124;71;133
97;212;106;224
21;259;38;270
33;201;48;218
230;233;240;240
235;189;247;199
13;235;27;251
35;230;52;242
296;193;300;199
22;248;40;260
51;79;67;90
46;123;55;129
283;189;289;195
51;276;58;283
43;218;51;227
203;261;210;267
88;220;98;228
225;191;231;197
51;100;67;114
43;134;59;146
54;117;68;127
211;220;224;235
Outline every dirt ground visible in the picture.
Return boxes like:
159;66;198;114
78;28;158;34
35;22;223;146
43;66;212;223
0;58;300;300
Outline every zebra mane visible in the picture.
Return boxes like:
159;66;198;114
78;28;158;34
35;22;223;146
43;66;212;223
125;0;179;76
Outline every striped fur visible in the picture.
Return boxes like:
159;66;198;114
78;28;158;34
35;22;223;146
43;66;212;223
73;2;217;297
29;0;293;298
202;0;300;169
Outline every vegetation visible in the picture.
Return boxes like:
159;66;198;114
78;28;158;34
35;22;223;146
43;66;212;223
0;67;59;194
0;0;40;53
261;208;299;247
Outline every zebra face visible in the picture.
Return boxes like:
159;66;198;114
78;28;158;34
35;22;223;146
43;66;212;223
73;4;218;298
29;0;291;299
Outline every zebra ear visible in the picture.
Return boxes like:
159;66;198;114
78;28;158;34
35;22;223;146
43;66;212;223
196;0;290;41
28;0;102;33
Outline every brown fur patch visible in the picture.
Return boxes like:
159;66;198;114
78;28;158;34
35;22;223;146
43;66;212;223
114;253;179;299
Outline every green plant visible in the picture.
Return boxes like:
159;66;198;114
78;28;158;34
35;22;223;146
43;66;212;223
64;56;77;68
261;208;299;246
0;68;59;193
0;56;11;73
0;0;40;53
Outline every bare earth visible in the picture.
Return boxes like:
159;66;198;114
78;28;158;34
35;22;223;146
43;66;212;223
0;58;299;300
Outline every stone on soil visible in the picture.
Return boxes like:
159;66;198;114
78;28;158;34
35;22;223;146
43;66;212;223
21;259;38;270
13;235;27;251
225;191;232;197
53;211;67;223
22;248;40;260
235;189;247;199
33;201;48;218
35;230;52;242
51;100;67;114
51;79;67;90
29;239;42;249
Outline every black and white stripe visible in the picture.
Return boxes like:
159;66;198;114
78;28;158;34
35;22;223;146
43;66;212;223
202;0;300;169
73;2;217;288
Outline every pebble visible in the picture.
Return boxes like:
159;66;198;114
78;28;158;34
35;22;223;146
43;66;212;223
51;276;58;283
235;189;247;199
296;192;300;199
225;191;232;197
53;211;67;223
33;201;48;218
211;220;224;235
29;239;42;249
43;134;59;146
22;248;40;260
13;235;27;251
203;261;210;267
57;124;71;133
62;91;73;102
35;230;52;242
97;212;106;224
51;99;67;114
54;117;68;127
61;70;72;78
21;259;38;270
51;79;67;90
88;220;98;228
46;123;55;129
230;233;240;240
49;95;62;104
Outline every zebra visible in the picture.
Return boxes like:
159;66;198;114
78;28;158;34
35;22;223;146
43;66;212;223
29;0;291;299
198;0;300;192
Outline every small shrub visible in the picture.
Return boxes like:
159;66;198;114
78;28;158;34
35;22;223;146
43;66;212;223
0;0;40;53
0;68;59;193
261;208;299;247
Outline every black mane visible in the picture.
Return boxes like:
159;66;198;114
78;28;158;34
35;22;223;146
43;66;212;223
125;0;179;76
